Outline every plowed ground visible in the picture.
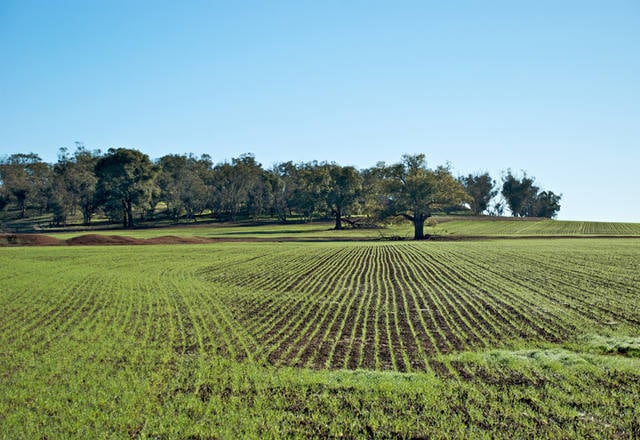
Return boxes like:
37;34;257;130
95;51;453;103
2;239;640;438
196;240;640;373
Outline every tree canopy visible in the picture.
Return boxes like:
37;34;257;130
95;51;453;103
0;146;563;237
94;148;157;228
0;153;51;218
501;171;561;218
377;154;470;239
325;164;362;230
459;172;497;215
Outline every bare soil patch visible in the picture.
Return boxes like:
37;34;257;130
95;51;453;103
1;233;247;246
66;234;142;245
0;233;64;246
145;235;215;245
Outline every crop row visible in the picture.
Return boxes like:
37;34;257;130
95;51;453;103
198;240;640;372
3;240;639;378
0;247;257;384
434;219;640;236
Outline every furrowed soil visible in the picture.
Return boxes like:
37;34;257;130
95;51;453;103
1;238;639;438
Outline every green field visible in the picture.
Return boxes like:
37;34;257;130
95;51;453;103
33;217;640;242
428;218;640;236
2;234;640;438
44;221;376;240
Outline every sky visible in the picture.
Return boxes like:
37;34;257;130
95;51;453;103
1;1;638;222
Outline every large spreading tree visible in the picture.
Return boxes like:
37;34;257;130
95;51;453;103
379;154;470;240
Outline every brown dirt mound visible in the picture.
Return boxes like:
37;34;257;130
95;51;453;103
65;234;219;245
0;233;64;246
145;235;215;244
1;233;230;246
66;234;143;245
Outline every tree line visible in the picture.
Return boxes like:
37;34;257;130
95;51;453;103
0;145;561;239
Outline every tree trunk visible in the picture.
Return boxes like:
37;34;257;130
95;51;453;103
413;214;426;240
82;205;91;226
334;207;342;230
126;200;134;228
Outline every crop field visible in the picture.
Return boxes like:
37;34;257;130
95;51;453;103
428;218;640;236
2;238;640;438
33;218;640;243
44;222;352;240
196;239;639;372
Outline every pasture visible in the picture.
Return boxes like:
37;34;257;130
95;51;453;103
1;234;640;438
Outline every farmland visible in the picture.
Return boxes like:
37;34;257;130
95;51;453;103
1;235;640;438
29;217;640;242
427;218;640;237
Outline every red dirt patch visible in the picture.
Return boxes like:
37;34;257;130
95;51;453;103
0;233;64;246
66;234;142;245
65;234;226;245
0;233;261;246
145;235;214;245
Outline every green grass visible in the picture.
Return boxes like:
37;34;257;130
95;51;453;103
2;238;640;438
427;218;640;236
43;221;394;240
31;217;640;242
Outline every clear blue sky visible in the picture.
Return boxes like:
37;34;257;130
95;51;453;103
1;1;638;221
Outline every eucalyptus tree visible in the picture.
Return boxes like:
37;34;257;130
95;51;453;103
0;153;52;218
157;154;210;221
325;163;363;229
266;162;295;221
459;172;497;215
52;145;100;225
533;190;562;218
501;171;561;218
289;162;331;222
209;153;265;220
379;154;470;240
501;171;539;217
94;148;157;228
